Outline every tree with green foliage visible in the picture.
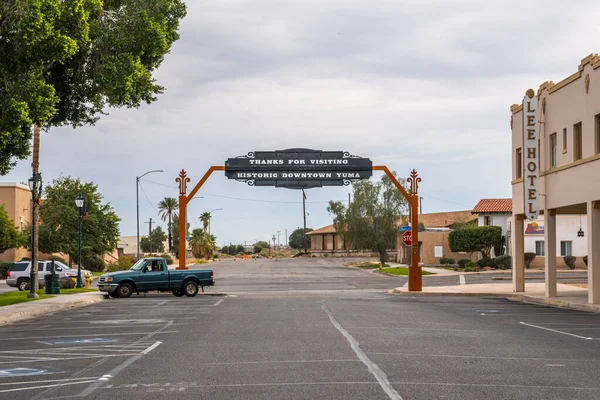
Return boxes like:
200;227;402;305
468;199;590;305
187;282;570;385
27;176;120;264
0;0;187;175
448;226;502;258
189;228;216;260
141;226;167;253
158;197;178;252
253;240;269;254
288;228;313;250
170;214;189;258
327;173;409;266
0;204;24;254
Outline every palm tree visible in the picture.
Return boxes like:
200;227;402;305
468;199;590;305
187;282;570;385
158;197;179;252
189;228;216;260
199;212;211;232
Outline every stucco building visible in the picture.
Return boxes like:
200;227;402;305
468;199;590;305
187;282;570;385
0;182;33;262
511;54;600;303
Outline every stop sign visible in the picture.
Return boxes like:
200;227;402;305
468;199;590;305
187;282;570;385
402;231;412;246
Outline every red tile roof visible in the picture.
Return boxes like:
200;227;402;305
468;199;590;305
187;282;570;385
472;199;513;214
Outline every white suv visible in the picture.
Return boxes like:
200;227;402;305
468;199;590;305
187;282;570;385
6;260;90;291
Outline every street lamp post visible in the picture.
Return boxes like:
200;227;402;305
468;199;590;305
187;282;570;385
27;173;42;299
136;170;163;260
75;193;85;288
207;208;222;235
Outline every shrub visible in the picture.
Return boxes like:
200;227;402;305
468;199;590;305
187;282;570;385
477;257;496;268
458;258;471;269
439;257;456;265
494;255;512;270
524;252;536;269
583;255;588;266
0;262;10;279
106;256;135;272
464;261;480;272
82;255;105;272
563;255;577;270
47;255;67;264
161;254;174;265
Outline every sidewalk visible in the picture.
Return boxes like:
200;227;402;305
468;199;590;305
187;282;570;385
0;292;105;325
390;283;600;313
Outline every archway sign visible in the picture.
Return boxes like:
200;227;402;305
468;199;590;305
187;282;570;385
176;149;423;291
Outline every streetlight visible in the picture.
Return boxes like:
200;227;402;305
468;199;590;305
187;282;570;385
207;208;222;235
136;170;163;260
75;193;85;288
27;172;42;299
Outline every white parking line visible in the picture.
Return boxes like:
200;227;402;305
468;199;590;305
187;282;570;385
459;275;466;285
520;322;593;340
213;299;224;306
0;377;98;386
141;341;162;355
0;379;98;393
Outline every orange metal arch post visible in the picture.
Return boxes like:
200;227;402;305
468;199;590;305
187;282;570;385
176;166;225;270
373;166;422;291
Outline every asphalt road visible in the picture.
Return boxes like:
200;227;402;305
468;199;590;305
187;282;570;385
1;258;599;399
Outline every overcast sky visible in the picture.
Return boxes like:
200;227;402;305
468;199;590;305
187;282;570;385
4;0;600;247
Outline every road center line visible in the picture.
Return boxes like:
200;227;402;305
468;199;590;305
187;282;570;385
519;322;593;340
321;302;403;400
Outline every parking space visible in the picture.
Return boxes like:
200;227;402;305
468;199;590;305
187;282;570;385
0;295;224;399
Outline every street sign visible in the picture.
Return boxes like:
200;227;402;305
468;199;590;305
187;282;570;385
402;231;412;246
225;149;373;189
399;225;421;232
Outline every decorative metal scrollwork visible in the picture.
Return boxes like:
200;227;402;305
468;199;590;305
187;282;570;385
246;180;256;186
176;169;190;196
342;180;352;186
236;152;256;159
408;169;421;195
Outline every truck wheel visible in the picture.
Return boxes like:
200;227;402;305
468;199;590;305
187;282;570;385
172;289;184;297
108;291;119;298
17;278;30;291
116;283;133;298
183;281;199;297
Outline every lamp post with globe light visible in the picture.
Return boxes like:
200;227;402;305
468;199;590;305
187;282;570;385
76;193;86;288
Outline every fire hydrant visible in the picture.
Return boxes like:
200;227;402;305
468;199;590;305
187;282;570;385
84;273;92;289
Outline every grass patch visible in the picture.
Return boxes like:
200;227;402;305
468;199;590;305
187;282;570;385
0;288;99;307
345;261;390;269
92;272;104;276
377;267;434;276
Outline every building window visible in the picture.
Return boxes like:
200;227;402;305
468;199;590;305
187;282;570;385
535;241;545;256
595;114;600;154
483;216;491;226
573;122;582;161
563;128;567;153
560;241;572;257
550;133;557;167
516;148;522;179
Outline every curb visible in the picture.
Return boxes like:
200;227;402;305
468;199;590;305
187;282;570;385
0;293;105;325
389;289;600;313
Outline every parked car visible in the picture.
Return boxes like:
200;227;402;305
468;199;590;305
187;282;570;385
6;260;90;291
98;257;214;298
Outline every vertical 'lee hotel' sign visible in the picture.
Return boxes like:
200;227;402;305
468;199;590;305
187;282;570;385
523;89;539;220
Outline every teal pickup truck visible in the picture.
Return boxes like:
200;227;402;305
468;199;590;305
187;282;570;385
98;257;214;298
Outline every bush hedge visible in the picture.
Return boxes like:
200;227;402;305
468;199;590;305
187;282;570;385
464;261;480;272
494;255;512;270
83;255;105;272
563;255;576;270
0;262;11;279
161;253;174;265
458;258;471;269
106;256;135;272
477;257;496;268
524;252;536;269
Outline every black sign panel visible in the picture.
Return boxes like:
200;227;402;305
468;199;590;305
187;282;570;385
225;149;373;189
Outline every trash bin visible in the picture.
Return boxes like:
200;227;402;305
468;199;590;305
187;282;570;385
44;260;61;295
44;273;60;294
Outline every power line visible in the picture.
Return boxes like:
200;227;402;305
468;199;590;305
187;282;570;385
139;178;344;205
418;192;473;209
138;181;157;213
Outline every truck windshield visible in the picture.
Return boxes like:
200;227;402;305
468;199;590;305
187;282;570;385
130;259;147;271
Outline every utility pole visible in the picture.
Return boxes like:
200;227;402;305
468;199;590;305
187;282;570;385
145;218;153;253
419;196;423;214
302;190;307;255
272;235;276;253
277;231;280;251
285;229;288;247
348;192;351;207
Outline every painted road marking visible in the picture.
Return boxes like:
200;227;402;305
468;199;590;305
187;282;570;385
520;322;593;340
0;368;54;377
321;302;403;400
0;379;98;393
141;341;162;355
89;319;166;324
0;377;98;386
459;275;466;285
0;331;179;341
213;298;224;306
37;338;116;345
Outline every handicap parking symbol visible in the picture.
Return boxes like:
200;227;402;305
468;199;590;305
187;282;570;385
0;368;52;377
42;338;116;345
